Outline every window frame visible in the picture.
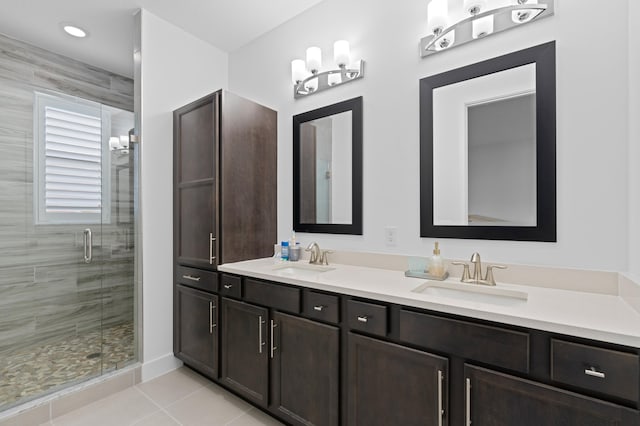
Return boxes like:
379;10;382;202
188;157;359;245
33;91;111;225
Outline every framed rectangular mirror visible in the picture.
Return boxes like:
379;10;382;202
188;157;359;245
293;96;363;234
420;42;556;241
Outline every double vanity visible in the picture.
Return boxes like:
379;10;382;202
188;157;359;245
174;254;640;426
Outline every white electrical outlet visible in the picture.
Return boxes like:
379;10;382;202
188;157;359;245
384;226;398;246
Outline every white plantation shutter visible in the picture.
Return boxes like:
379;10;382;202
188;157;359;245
35;93;110;224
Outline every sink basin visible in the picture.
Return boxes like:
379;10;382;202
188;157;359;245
271;263;335;276
411;281;528;305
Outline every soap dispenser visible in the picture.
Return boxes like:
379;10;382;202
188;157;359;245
428;241;446;278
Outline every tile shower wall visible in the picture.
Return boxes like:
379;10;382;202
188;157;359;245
0;32;134;356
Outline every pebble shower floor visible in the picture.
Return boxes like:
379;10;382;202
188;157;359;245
0;322;134;411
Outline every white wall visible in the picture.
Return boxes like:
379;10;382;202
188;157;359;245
139;9;228;380
228;0;630;272
629;0;640;280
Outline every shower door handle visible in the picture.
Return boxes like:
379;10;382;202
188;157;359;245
83;228;92;264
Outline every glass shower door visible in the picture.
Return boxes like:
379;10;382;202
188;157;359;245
0;94;136;411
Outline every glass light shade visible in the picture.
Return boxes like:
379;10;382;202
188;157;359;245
512;0;538;23
334;40;350;67
109;137;120;150
306;47;322;73
463;0;487;15
119;135;129;149
328;73;342;86
472;15;494;38
427;0;448;34
435;29;455;51
291;59;306;83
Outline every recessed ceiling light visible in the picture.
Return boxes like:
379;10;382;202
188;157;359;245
63;25;87;38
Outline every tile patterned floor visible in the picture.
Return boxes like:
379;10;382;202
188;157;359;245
0;322;135;411
41;367;284;426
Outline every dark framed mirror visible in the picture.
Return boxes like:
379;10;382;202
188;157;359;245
293;96;363;235
420;41;556;241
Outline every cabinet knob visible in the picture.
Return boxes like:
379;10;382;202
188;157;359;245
224;284;233;289
357;315;369;323
313;305;325;312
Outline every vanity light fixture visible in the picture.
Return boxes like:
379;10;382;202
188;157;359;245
291;40;365;99
420;0;554;57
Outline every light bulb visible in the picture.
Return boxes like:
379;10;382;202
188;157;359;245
463;0;487;15
435;29;455;51
512;0;539;23
472;15;494;38
427;0;448;35
306;47;322;73
333;40;350;68
291;59;306;83
119;135;129;149
109;137;120;151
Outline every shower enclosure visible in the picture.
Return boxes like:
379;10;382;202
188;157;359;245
0;86;138;410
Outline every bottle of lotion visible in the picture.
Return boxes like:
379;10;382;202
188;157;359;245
428;241;445;278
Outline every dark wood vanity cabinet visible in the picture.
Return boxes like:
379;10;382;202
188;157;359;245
174;285;218;380
175;271;640;426
348;333;448;426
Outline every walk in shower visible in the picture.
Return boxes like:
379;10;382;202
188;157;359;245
0;34;138;412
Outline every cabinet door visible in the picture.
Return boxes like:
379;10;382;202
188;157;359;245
220;298;269;407
271;312;339;426
465;364;640;426
174;285;217;379
174;94;218;269
348;333;448;426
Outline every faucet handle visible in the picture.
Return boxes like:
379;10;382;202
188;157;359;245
320;250;333;265
484;264;507;286
451;261;471;282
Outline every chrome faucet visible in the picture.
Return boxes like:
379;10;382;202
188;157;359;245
452;253;507;286
306;242;321;264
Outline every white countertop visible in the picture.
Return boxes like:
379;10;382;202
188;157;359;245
219;257;640;348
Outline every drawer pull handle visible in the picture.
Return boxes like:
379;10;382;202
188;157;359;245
209;301;216;334
209;233;215;265
182;275;201;282
357;315;369;323
270;320;278;359
224;284;233;289
584;368;605;379
313;305;325;312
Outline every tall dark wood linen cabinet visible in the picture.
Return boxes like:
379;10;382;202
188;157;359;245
173;90;277;378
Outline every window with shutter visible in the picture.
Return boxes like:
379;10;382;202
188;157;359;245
34;92;111;224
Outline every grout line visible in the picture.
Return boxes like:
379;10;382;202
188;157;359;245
223;407;256;426
133;387;183;426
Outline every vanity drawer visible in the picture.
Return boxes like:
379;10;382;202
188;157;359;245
244;278;301;314
347;300;387;337
551;339;640;403
399;310;530;373
176;265;218;293
219;274;242;299
304;291;340;324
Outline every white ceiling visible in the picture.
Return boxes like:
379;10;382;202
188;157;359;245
0;0;324;78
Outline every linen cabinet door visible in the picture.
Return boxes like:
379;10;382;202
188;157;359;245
348;333;448;426
174;94;218;269
270;312;339;426
220;298;269;407
464;364;639;426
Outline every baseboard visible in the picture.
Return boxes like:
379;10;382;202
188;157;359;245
141;353;183;382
